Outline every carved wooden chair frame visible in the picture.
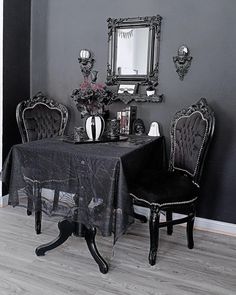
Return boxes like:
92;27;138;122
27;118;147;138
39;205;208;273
16;91;68;143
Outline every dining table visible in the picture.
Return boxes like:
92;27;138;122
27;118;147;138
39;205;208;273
1;134;164;273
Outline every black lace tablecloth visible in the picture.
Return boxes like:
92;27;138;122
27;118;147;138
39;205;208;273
1;135;164;241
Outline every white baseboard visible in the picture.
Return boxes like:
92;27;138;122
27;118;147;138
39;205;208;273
133;205;236;237
0;194;9;208
174;213;236;237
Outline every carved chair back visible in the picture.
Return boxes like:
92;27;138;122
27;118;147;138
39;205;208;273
169;98;215;185
16;92;68;143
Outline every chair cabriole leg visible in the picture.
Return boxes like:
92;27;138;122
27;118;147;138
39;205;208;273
187;211;195;249
26;184;33;216
148;206;160;266
166;210;173;235
33;181;42;234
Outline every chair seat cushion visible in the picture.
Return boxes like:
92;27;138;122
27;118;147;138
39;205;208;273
130;170;199;208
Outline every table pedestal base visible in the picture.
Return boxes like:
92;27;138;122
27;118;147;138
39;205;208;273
35;219;109;274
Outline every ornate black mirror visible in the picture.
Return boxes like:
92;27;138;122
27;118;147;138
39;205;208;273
107;15;162;86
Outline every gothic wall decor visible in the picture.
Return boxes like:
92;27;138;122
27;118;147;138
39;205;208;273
173;45;193;80
78;49;95;81
107;15;162;86
106;15;163;103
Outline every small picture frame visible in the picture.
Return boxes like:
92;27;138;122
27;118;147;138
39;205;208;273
118;84;138;94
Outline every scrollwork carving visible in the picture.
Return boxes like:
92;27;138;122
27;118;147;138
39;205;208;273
114;93;163;104
106;15;162;86
173;45;193;80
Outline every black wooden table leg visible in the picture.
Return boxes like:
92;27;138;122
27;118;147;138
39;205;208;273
74;222;86;237
84;227;109;274
35;220;109;274
35;219;75;256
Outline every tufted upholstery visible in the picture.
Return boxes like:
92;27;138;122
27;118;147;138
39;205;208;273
23;104;64;142
131;98;214;208
129;98;215;266
172;111;207;177
16;92;68;143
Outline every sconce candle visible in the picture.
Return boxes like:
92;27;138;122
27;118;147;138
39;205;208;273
80;49;91;59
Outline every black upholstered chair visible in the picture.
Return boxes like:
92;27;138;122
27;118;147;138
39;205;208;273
16;91;68;143
16;92;69;233
130;98;215;265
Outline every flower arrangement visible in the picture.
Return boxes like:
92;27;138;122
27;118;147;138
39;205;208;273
71;81;114;117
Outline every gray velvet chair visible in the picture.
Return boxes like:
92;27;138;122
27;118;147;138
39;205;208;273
130;98;215;265
16;92;69;233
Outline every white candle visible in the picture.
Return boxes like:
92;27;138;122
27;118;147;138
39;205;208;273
80;49;90;59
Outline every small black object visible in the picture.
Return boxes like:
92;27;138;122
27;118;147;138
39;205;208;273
132;119;146;135
106;118;120;138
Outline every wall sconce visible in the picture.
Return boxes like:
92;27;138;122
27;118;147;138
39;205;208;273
78;49;95;81
173;45;193;80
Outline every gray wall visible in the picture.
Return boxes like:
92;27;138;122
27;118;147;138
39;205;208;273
31;0;236;224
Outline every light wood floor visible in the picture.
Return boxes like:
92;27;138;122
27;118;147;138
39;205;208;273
0;206;235;295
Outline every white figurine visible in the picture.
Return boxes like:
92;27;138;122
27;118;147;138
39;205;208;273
148;122;160;137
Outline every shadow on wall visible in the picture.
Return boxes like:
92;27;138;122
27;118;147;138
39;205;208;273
197;101;235;223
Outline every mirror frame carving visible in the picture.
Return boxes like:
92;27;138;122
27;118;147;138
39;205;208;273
107;15;162;86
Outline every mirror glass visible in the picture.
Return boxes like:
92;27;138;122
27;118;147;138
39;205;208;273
116;27;149;76
107;15;162;86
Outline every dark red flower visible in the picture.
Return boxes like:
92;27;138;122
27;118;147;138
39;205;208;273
71;82;114;117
